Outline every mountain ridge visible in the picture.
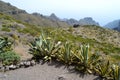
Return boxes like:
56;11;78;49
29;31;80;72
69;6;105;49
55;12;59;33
104;19;120;31
1;0;101;27
0;0;69;27
63;17;99;26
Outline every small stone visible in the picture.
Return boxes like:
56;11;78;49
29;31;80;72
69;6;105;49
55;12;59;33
24;61;31;67
16;64;20;69
19;62;24;68
9;65;17;70
31;60;36;66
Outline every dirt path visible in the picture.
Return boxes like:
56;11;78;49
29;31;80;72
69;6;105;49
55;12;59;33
0;61;99;80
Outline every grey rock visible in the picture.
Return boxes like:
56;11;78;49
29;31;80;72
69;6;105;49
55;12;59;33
9;65;17;70
0;59;37;72
19;62;24;68
30;60;36;66
16;64;20;69
24;61;31;67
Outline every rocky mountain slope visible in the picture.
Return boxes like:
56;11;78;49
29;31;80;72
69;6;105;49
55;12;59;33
0;0;120;63
0;0;69;27
1;0;100;27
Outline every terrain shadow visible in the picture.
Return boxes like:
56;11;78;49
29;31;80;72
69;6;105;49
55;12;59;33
39;60;100;80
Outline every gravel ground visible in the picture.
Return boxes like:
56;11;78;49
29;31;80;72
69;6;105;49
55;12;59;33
0;62;99;80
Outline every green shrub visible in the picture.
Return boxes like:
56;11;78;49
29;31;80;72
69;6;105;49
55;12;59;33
0;51;20;65
56;42;75;65
29;32;61;61
73;44;101;74
112;64;120;80
1;27;11;32
94;61;112;79
0;37;12;53
28;29;120;79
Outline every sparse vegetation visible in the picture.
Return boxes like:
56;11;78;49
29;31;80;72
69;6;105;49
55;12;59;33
74;44;101;74
29;32;120;80
0;37;12;53
29;32;61;61
0;37;20;65
1;27;11;32
0;51;20;65
0;10;120;80
56;41;75;65
94;60;112;79
112;64;120;80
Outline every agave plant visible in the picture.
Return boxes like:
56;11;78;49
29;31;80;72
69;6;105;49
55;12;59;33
73;44;101;74
29;32;61;61
94;60;112;79
56;42;75;65
0;37;12;53
111;64;120;80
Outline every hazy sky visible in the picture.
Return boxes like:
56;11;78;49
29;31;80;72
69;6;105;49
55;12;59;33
3;0;120;26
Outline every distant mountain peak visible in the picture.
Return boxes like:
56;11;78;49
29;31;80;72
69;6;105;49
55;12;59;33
79;17;99;26
83;17;93;21
104;19;120;31
50;13;56;17
64;18;79;25
64;17;99;26
49;13;60;21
